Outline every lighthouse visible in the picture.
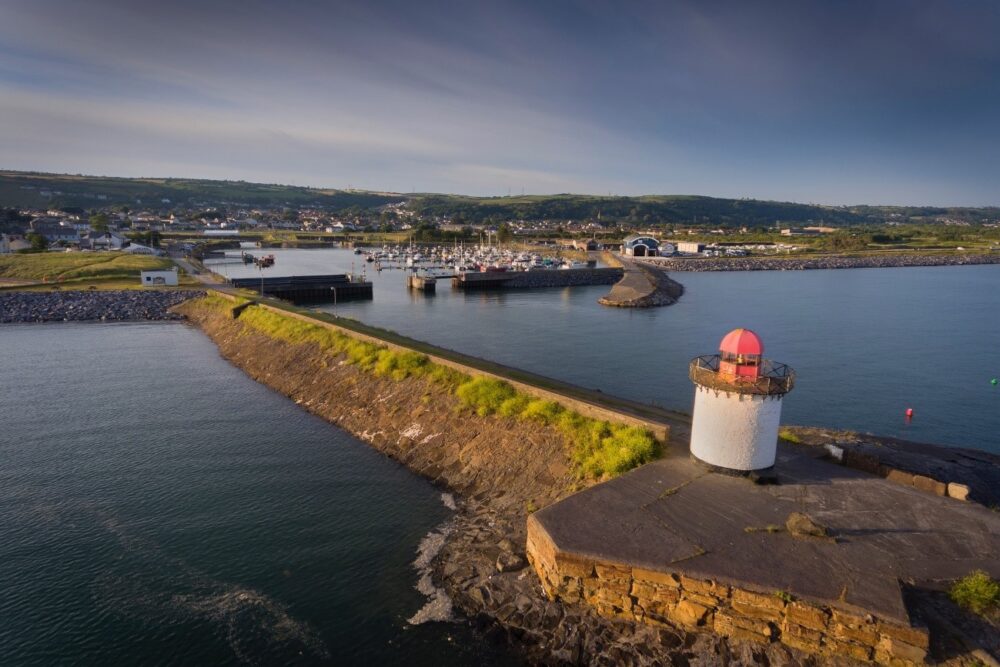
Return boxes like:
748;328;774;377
688;328;795;473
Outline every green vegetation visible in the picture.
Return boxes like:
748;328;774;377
778;428;802;444
950;570;1000;615
89;213;109;232
5;170;999;230
744;524;784;534
409;192;1000;227
774;590;795;603
0;252;173;282
0;171;400;211
195;298;661;479
26;233;47;252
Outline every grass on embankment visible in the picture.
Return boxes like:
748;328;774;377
191;295;660;478
0;252;175;283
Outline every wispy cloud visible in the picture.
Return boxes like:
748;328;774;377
0;0;998;204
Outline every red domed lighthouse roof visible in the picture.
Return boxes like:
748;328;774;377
719;328;763;356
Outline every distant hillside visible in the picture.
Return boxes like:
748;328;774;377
1;170;996;227
408;194;999;227
0;171;402;211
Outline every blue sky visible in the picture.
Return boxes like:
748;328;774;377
1;0;998;205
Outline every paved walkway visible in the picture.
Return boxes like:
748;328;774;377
532;443;1000;623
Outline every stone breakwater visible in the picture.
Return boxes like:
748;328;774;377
178;297;804;666
0;290;206;323
639;253;1000;272
599;258;684;308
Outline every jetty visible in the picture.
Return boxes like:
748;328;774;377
452;267;622;290
407;274;436;292
228;274;373;304
174;290;1000;665
599;255;684;308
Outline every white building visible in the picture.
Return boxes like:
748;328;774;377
676;241;705;255
140;269;179;286
122;243;163;256
688;329;795;473
90;231;127;250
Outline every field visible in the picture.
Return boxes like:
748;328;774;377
0;252;176;285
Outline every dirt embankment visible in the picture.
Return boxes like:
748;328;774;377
178;301;784;666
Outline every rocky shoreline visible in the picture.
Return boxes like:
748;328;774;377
638;253;1000;272
0;289;206;323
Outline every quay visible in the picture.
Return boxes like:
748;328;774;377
408;274;436;292
453;266;622;290
526;441;1000;664
228;274;373;304
599;255;684;308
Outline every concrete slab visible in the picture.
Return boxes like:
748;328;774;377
532;443;1000;624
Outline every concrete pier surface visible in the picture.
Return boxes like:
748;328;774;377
528;442;1000;662
599;256;683;308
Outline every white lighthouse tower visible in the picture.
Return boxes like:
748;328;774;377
688;328;795;473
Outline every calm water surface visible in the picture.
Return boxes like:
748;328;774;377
0;323;517;666
212;248;1000;452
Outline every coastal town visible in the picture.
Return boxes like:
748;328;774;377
4;2;1000;666
2;172;999;666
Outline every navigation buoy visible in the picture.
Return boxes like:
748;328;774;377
905;408;914;417
992;378;998;386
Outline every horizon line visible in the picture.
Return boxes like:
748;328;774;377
2;167;998;210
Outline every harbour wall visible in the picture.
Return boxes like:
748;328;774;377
639;252;1000;272
598;255;684;308
454;267;622;289
173;294;690;663
176;295;586;505
175;293;992;665
526;516;930;665
234;296;670;442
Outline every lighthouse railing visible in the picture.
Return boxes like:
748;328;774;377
689;355;795;395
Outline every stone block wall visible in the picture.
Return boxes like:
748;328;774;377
503;267;623;288
526;517;930;665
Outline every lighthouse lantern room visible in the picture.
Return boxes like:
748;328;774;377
688;328;795;473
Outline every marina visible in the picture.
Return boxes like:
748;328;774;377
353;243;597;274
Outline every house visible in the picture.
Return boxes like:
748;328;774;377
122;243;163;256
29;220;80;244
90;231;128;250
573;239;600;251
140;268;179;286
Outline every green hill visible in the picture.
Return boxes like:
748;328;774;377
0;171;401;210
1;170;996;227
